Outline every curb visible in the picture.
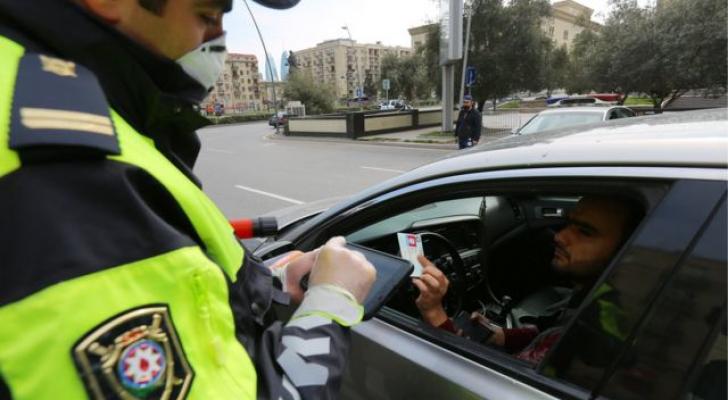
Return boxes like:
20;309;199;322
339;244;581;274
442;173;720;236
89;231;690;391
264;133;457;150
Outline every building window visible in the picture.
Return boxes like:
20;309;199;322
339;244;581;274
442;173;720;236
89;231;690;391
563;30;569;41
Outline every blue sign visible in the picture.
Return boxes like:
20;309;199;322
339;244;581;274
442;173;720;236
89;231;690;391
466;66;477;86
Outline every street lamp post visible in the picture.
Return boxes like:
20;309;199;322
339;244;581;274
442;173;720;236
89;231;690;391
341;25;361;101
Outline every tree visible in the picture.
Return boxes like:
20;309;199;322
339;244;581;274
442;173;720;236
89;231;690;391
283;71;335;115
567;0;727;109
380;53;433;101
542;44;569;97
363;72;378;99
467;0;552;109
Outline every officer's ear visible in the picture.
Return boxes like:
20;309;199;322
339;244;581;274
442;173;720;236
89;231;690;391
79;0;134;24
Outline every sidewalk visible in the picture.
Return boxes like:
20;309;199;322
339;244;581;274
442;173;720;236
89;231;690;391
267;126;509;150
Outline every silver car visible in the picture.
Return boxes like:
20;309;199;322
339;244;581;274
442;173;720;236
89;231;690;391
513;106;636;135
253;109;727;400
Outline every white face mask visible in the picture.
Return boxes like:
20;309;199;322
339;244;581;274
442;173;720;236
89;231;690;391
176;33;227;92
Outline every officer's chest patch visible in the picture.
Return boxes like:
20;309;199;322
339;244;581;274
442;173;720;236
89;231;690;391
9;53;120;155
73;306;193;400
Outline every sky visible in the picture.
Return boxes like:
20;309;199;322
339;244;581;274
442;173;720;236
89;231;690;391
223;1;614;75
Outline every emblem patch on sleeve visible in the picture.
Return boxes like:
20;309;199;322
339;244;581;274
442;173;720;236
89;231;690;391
73;306;193;400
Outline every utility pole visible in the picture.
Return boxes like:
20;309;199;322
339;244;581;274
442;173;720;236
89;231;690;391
440;0;464;133
243;0;281;134
458;3;472;109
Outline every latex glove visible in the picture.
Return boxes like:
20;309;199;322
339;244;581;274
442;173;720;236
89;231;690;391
308;236;376;304
412;255;449;327
270;249;319;305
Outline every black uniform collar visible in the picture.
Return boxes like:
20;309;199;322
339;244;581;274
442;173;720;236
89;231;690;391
0;0;210;181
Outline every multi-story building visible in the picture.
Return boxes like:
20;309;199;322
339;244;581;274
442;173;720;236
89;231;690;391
408;0;600;53
541;0;601;50
280;50;291;81
292;39;412;99
203;53;261;114
264;53;279;82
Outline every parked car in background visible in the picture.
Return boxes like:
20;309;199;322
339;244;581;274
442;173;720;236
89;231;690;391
380;99;413;111
248;109;727;400
268;111;289;127
513;106;636;135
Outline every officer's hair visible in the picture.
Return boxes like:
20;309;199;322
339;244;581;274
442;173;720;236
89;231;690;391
139;0;166;15
582;195;644;244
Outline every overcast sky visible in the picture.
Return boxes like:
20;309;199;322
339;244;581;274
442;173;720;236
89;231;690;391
223;1;614;74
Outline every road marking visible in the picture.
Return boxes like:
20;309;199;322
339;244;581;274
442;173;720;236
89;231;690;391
234;184;304;205
207;148;235;154
361;166;406;174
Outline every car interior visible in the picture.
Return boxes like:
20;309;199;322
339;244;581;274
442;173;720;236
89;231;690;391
340;186;655;363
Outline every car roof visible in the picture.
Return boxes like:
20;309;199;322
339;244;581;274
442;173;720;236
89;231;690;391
428;108;727;173
283;109;727;241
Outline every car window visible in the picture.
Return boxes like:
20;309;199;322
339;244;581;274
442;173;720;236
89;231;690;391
542;181;726;399
346;197;484;243
518;112;605;134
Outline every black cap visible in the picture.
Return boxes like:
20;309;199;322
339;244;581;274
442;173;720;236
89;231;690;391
252;0;300;9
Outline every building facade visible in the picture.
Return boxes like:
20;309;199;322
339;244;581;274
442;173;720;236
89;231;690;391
408;0;599;53
541;0;601;50
280;50;291;81
291;39;412;99
264;53;279;82
203;53;261;114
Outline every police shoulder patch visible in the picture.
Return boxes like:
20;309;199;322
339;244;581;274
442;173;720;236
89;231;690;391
9;53;120;155
73;305;194;400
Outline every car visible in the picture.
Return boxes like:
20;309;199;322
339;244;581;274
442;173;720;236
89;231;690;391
548;96;613;107
380;99;413;111
268;112;289;127
250;109;727;400
512;106;636;135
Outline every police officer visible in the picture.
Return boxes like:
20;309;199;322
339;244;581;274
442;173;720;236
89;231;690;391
0;1;375;399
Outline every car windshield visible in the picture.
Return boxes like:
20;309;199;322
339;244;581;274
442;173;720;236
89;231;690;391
518;111;605;134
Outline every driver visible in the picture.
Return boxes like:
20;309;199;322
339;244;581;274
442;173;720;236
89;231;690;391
412;195;643;364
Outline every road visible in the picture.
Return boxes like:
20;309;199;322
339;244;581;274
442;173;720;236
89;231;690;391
194;122;452;219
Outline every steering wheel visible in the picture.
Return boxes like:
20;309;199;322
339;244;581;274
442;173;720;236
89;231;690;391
416;231;468;318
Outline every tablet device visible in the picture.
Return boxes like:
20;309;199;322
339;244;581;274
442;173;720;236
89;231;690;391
345;242;414;320
299;242;414;320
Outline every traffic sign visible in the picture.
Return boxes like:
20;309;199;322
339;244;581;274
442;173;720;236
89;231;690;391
466;66;477;87
382;79;390;90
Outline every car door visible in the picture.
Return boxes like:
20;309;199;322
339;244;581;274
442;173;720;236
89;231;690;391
255;167;725;399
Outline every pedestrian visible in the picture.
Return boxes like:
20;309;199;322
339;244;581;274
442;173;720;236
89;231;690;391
454;94;482;149
0;1;375;399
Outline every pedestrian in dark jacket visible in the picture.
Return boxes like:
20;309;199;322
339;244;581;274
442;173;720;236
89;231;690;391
454;94;482;149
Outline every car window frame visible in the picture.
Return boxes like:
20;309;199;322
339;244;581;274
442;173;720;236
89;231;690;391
286;172;690;398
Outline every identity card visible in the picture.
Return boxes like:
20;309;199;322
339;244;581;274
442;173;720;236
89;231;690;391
396;232;424;277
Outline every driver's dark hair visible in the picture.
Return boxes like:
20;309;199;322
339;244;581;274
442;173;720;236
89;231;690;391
584;195;644;245
139;0;167;15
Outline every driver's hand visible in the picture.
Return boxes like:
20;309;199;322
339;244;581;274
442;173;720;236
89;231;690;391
412;255;450;327
470;312;505;347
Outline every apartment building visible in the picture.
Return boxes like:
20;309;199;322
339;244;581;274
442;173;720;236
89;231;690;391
542;0;601;50
203;53;261;113
408;0;600;53
292;39;412;99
